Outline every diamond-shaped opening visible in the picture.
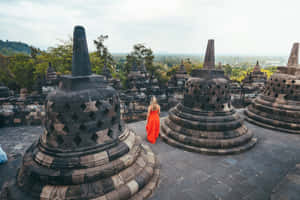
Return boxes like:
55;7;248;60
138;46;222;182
103;107;109;115
96;100;101;108
79;124;86;131
91;133;98;142
64;103;71;111
57;135;64;145
80;103;86;110
73;135;82;146
72;113;78;121
57;113;64;122
97;120;102;128
292;80;296;84
89;112;96;120
63;126;69;133
107;129;113;138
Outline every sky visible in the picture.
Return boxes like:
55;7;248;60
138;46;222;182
0;0;299;56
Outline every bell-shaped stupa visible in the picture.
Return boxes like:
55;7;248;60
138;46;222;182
1;26;159;200
160;40;257;154
245;43;300;134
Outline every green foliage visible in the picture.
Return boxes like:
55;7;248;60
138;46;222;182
93;35;114;72
0;40;31;56
7;54;35;90
47;38;73;75
0;36;281;93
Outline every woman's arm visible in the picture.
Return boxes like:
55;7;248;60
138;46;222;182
147;106;151;121
158;106;161;116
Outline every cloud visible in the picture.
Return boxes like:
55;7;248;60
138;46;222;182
0;0;299;56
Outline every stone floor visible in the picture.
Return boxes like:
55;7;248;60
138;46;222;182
1;111;300;199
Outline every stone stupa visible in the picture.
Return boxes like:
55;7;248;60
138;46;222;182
160;40;257;155
1;26;159;200
245;43;300;134
0;82;9;98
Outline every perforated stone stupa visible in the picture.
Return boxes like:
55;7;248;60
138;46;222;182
0;26;159;200
242;61;267;95
0;82;9;98
160;40;257;155
245;43;300;134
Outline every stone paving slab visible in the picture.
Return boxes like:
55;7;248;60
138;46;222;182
271;163;300;200
1;111;300;199
128;114;300;200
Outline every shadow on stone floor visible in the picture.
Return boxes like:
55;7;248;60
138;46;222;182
1;112;300;199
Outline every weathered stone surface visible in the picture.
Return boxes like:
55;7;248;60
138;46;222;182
2;115;300;200
120;61;149;122
167;60;189;108
72;26;92;76
0;82;9;98
0;26;159;200
271;163;300;200
161;40;257;154
231;61;267;108
245;43;300;134
0;96;45;127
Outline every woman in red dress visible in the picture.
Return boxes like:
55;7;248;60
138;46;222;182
146;96;160;144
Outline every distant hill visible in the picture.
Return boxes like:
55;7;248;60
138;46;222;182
0;40;31;56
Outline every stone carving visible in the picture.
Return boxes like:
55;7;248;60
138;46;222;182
160;40;257;154
167;60;189;108
120;61;149;122
0;25;159;200
231;61;267;107
245;43;300;134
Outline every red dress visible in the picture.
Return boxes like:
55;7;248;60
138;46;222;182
146;110;160;144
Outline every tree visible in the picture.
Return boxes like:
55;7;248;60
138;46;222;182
125;43;155;78
93;35;114;73
7;54;35;91
47;38;73;75
224;64;232;76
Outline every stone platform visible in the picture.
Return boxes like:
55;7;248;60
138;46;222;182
1;110;300;199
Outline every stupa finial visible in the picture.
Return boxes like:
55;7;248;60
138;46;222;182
287;43;299;67
72;25;92;76
203;39;215;69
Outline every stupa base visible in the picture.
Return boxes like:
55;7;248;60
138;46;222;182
160;119;257;155
245;109;300;134
160;130;257;155
1;136;160;200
